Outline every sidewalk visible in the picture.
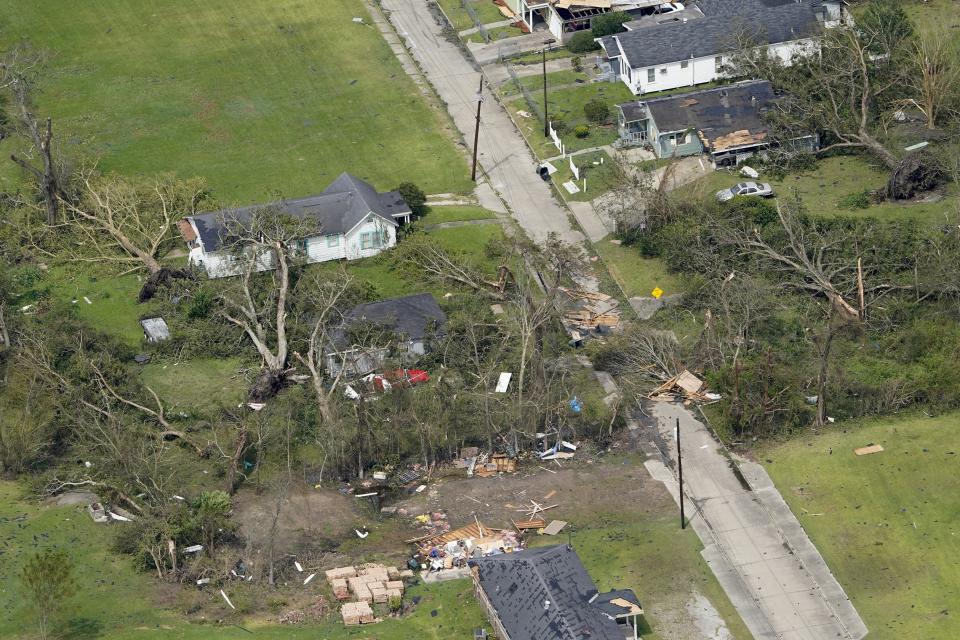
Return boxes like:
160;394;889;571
644;400;868;640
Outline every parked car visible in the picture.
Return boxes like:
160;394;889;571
715;181;774;202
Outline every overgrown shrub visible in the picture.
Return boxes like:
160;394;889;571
583;99;610;125
571;56;583;72
395;182;428;219
573;124;590;138
566;31;600;54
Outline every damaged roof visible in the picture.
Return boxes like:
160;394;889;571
642;80;776;152
184;172;409;252
469;544;625;640
331;293;447;349
614;2;818;69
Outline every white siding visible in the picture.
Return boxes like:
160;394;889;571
189;215;398;279
620;39;815;95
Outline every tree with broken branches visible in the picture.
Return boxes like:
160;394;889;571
391;232;513;299
218;206;318;400
895;27;960;130
0;46;66;225
58;169;207;277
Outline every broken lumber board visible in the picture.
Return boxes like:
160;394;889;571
854;444;884;456
542;520;567;535
513;519;546;530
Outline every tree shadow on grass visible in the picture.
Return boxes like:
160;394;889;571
63;617;104;640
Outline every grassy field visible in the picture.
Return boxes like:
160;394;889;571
141;357;251;413
0;482;485;640
761;412;960;640
593;237;685;299
0;0;471;201
422;205;497;225
686;156;958;224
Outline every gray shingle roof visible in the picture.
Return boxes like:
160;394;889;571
615;2;819;69
330;293;446;350
642;79;775;136
188;172;408;252
469;544;624;640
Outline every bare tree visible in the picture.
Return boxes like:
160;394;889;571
218;207;318;399
59;170;207;276
392;233;513;299
897;28;960;130
0;46;65;225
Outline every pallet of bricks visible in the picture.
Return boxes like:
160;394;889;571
326;563;414;625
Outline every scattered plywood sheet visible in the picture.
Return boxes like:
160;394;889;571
495;372;512;393
610;597;643;615
514;519;546;530
854;444;884;456
542;161;558;175
542;520;567;535
563;180;581;194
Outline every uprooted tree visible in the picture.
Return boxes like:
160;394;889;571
217;206;322;400
726;0;949;198
58;170;208;291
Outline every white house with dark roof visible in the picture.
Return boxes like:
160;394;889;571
178;173;411;278
597;0;822;95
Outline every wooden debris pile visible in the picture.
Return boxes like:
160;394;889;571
648;369;719;403
474;453;516;478
327;563;413;625
558;287;620;338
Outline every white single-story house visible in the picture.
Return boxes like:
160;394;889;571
178;173;411;278
597;0;822;96
325;293;447;377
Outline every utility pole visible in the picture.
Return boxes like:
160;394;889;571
542;44;550;137
472;75;483;182
677;417;685;529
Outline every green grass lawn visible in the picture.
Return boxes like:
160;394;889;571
505;75;635;158
687;156;958;224
0;483;485;640
141;357;250;414
427;224;505;268
422;205;497;225
551;150;619;202
436;0;506;31
0;0;471;201
593;237;685;299
761;412;960;640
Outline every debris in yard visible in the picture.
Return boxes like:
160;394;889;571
83;296;92;305
543;490;557;501
514;519;546;531
854;444;884;456
372;471;388;481
196;578;211;585
569;397;582;413
559;287;620;338
415;484;427;493
295;561;303;573
542;520;568;536
220;589;236;610
246;402;266;411
517;110;533;118
108;511;132;522
490;303;504;315
87;502;108;523
184;544;204;554
649;369;717;402
344;384;360;400
352;16;365;24
140;317;170;342
133;353;151;365
495;372;512;393
355;529;369;539
304;573;316;585
341;601;376;625
474;454;516;477
563;180;580;194
740;165;760;178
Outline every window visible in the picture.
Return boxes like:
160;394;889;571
659;67;667;75
681;60;689;69
647;68;655;83
360;231;384;250
326;234;340;247
715;55;723;68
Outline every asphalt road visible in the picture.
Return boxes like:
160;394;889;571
378;0;588;246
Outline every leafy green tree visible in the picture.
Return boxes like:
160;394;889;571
20;548;76;640
591;11;630;37
395;182;428;219
190;490;232;553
